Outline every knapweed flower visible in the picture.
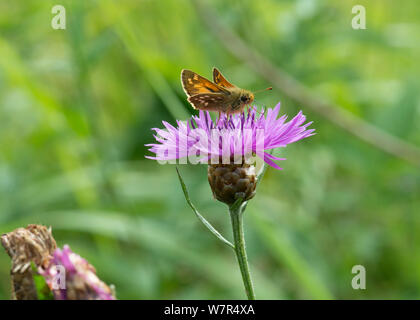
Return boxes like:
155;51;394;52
146;103;314;204
41;245;115;300
147;102;315;299
1;224;57;300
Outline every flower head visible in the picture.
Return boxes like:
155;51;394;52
146;103;314;170
41;245;115;300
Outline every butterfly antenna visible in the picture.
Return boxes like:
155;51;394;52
254;87;272;95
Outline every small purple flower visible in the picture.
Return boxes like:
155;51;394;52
146;103;315;170
41;245;115;300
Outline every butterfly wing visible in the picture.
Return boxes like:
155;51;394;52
188;93;229;112
181;69;229;97
213;67;235;88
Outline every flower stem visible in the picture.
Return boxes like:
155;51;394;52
229;202;256;300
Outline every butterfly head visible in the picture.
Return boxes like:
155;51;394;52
239;91;254;106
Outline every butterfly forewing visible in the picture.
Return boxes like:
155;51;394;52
181;69;229;97
213;67;235;88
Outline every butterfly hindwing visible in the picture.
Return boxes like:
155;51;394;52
181;69;229;97
213;67;235;88
188;93;228;112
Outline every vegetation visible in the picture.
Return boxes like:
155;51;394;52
0;0;419;299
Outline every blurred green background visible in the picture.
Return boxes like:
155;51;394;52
1;0;420;299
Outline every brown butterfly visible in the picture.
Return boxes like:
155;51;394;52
181;67;271;117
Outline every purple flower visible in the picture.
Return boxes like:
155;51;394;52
41;245;115;300
146;103;314;169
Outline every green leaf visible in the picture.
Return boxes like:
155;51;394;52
31;263;54;300
175;167;235;250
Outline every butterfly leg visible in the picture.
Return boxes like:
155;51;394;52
251;106;264;115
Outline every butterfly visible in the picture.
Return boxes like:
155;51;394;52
181;67;271;117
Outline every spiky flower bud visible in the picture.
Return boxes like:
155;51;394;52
1;224;56;300
208;161;257;205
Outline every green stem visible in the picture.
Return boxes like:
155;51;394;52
229;202;256;300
